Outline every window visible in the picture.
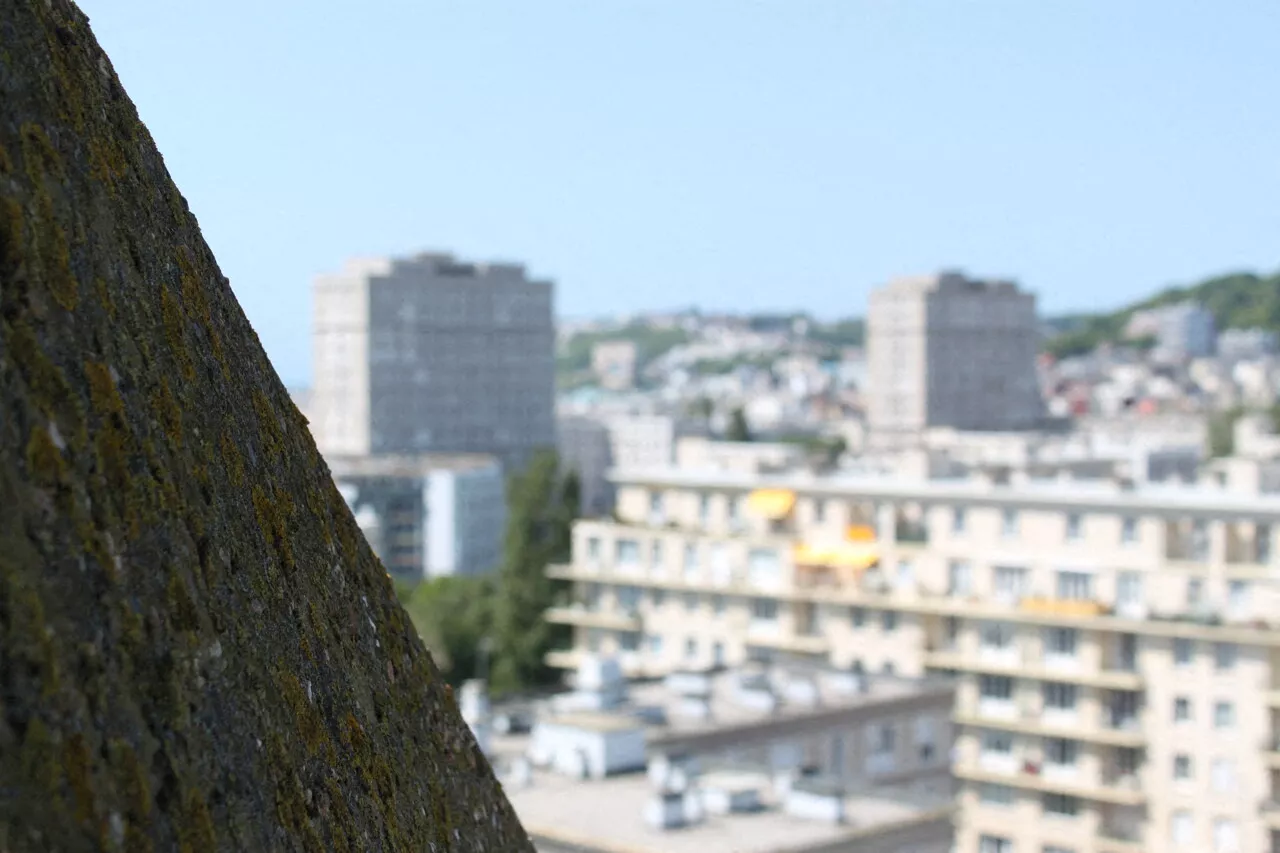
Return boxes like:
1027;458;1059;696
948;560;973;596
649;491;664;520
620;631;640;651
685;637;697;659
698;494;710;526
1043;793;1079;817
647;634;663;655
1227;580;1247;616
993;566;1028;601
882;661;895;675
1044;848;1076;853
651;539;664;569
684;592;698;612
981;621;1015;650
617;586;641;613
1213;818;1238;853
1044;737;1077;767
979;837;1013;853
1065;513;1082;541
751;598;778;622
1117;572;1143;610
953;507;967;534
1044;682;1078;710
1173;754;1192;780
747;548;781;589
1174;637;1194;667
1121;516;1137;544
1214;642;1237;671
895;559;914;590
1208;757;1237;794
982;730;1013;755
980;784;1014;805
1002;509;1019;538
851;607;866;628
1056;570;1092;601
728;497;741;524
1170;811;1193;846
712;641;725;666
813;499;826;524
980;675;1014;701
1213;701;1234;729
1174;697;1191;722
651;589;665;607
882;610;898;632
587;537;601;562
712;594;725;615
1044;627;1078;658
616;539;640;564
1259;523;1272;564
873;723;895;755
1187;577;1203;608
683;543;699;578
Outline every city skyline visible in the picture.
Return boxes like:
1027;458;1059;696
80;0;1280;387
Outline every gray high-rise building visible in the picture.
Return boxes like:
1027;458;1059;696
867;271;1044;449
310;252;556;472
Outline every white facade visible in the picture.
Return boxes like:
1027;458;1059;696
425;462;506;577
329;453;505;581
311;253;556;473
867;271;1044;449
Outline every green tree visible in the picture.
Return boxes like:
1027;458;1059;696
686;396;714;421
1208;407;1244;458
726;407;752;442
397;576;496;686
490;450;579;694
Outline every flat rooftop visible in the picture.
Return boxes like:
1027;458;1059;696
609;670;950;750
506;764;951;853
606;464;1280;516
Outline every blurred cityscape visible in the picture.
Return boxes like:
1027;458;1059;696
294;249;1280;853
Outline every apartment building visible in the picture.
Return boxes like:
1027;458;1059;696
310;252;556;473
547;456;1280;853
867;272;1044;448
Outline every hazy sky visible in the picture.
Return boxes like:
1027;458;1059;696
80;0;1279;387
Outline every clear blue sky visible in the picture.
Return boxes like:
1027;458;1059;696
80;0;1279;387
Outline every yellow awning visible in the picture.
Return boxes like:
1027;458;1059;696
793;542;879;570
747;489;796;520
1020;597;1105;618
846;524;876;542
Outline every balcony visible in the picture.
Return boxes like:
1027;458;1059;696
953;763;1145;806
923;650;1143;691
1020;597;1107;619
544;606;641;632
952;709;1145;748
1097;826;1145;853
1262;799;1280;830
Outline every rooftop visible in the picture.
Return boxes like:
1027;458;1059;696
606;464;1280;517
490;665;955;853
511;768;951;853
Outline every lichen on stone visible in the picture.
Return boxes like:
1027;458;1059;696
0;1;534;850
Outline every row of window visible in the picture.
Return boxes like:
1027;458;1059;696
974;622;1238;670
596;539;1256;620
977;675;1237;727
642;490;1276;565
979;810;1239;851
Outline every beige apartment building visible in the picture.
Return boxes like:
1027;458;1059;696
547;456;1280;853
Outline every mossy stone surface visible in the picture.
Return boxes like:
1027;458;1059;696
0;2;534;850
